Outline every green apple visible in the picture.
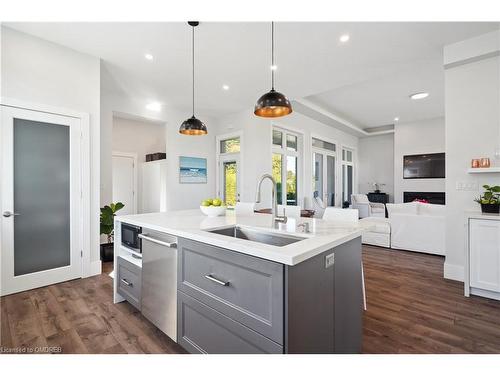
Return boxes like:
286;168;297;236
212;198;222;207
201;199;212;207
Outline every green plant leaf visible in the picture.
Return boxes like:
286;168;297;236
100;223;113;236
114;202;125;211
100;202;126;236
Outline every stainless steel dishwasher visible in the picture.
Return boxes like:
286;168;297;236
139;230;178;342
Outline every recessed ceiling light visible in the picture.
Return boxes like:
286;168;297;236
339;34;350;43
394;117;399;122
146;102;161;112
145;53;154;60
222;85;230;90
270;65;277;71
410;92;429;100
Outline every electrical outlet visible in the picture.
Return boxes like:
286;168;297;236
325;253;335;268
456;181;478;191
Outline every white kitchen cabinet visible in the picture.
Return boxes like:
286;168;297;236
469;218;500;296
141;159;168;213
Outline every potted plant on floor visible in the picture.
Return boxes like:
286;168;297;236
475;185;500;214
100;202;124;262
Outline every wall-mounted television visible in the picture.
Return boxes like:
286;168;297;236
403;153;445;179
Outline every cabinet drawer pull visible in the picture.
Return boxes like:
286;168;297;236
121;278;133;287
139;233;177;248
205;274;230;286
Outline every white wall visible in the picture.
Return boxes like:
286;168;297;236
101;90;216;213
393;118;446;203
113;116;166;163
444;30;500;281
1;27;101;274
112;116;166;212
213;109;359;210
358;134;395;202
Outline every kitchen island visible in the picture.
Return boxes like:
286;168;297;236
113;209;368;354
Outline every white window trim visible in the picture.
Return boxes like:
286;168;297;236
271;124;303;207
215;131;243;206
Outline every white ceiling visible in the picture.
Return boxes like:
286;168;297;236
5;22;499;128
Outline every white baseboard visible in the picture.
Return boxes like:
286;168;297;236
444;262;464;282
83;260;102;278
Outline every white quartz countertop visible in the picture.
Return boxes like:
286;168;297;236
116;209;371;266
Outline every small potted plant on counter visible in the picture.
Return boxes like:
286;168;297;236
475;185;500;214
100;202;124;262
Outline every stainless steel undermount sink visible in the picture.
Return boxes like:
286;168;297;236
207;226;305;247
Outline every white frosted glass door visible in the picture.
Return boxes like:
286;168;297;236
1;106;82;296
14;119;71;275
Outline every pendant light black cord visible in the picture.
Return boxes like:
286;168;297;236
192;24;195;117
271;21;275;90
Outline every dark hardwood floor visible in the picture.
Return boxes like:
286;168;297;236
1;246;500;354
362;245;500;353
0;263;184;354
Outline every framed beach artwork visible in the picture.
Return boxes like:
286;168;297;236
179;156;207;184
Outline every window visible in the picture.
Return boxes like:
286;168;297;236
312;137;335;152
272;130;282;146
341;147;355;204
286;134;297;151
272;128;301;206
342;148;353;162
220;137;240;154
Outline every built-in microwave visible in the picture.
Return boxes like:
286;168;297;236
121;223;142;253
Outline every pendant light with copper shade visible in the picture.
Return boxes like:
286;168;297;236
179;21;208;135
254;22;292;118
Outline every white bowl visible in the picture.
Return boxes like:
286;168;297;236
200;205;226;217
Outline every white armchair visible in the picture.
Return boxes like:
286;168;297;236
351;194;385;219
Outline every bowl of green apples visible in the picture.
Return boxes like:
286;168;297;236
200;198;226;217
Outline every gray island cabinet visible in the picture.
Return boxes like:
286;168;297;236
176;237;362;354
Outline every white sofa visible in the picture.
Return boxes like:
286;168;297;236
386;202;445;256
359;217;391;248
351;194;385;218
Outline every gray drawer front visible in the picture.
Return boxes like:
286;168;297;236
178;291;283;354
178;238;284;344
117;256;141;310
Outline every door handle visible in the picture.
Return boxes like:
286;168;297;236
3;211;20;218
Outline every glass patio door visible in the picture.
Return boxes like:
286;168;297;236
342;147;355;204
219;154;240;207
1;106;82;296
222;160;238;207
313;151;336;207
